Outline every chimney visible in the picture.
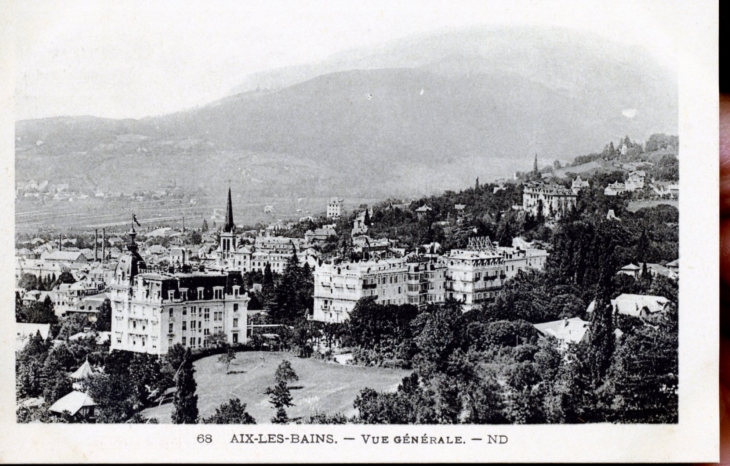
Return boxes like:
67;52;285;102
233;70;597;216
102;228;106;263
564;316;569;327
94;229;98;262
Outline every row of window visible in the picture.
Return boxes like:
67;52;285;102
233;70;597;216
175;332;239;348
170;317;239;333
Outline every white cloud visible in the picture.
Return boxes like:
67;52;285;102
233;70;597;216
622;109;637;119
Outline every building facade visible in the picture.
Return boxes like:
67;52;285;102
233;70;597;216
500;245;549;280
312;257;408;323
230;235;306;274
327;197;344;218
405;257;447;308
445;237;507;312
110;227;249;355
522;183;577;219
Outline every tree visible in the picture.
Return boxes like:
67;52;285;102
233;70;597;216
128;353;162;408
269;251;311;323
412;300;465;377
25;297;57;325
364;209;371;227
636;229;650;264
261;263;275;307
203;398;256;424
43;371;72;405
19;330;49;361
218;346;236;373
463;372;508;424
208;330;227;348
188;230;202;245
16;359;44;399
83;372;136;423
274;360;298;386
16;291;26;322
171;349;198;424
18;273;40;291
94;299;112;332
265;380;294;424
271;406;290;424
606;322;678;422
53;271;76;288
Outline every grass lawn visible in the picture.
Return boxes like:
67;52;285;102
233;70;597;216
627;199;678;213
141;351;410;424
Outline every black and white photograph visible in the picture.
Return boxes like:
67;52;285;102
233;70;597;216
2;0;718;462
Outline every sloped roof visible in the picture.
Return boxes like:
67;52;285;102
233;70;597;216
147;245;168;254
534;317;590;344
646;263;673;277
621;263;640;271
44;251;87;262
512;237;533;250
49;391;96;416
17;323;50;340
70;359;94;380
611;294;669;317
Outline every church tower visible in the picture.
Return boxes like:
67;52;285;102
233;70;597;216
533;153;539;175
219;187;236;263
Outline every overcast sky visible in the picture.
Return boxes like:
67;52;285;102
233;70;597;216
11;0;679;120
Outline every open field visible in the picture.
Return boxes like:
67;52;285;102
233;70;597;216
15;194;382;235
627;199;678;213
140;351;410;423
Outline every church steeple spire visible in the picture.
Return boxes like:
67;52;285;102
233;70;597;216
533;153;538;175
224;186;235;233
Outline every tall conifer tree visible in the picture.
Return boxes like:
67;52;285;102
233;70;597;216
172;349;198;424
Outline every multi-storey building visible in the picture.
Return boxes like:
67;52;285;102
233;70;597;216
523;183;577;219
405;257;447;308
604;181;628;196
231;235;306;274
445;237;506;312
500;244;549;280
571;176;590;194
110;225;249;355
312;257;408;323
327;197;344;219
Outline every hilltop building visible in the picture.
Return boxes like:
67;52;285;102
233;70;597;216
522;183;577;219
571;176;590;193
604;182;628;196
327;197;344;219
110;222;250;355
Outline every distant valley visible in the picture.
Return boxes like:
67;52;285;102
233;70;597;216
15;26;677;230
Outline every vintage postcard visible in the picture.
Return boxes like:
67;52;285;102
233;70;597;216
0;0;718;462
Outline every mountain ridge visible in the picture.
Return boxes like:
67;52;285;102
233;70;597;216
15;26;677;198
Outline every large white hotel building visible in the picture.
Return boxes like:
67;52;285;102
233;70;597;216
312;236;548;321
110;195;250;355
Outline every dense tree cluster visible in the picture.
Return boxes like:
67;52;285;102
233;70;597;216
333;167;679;425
